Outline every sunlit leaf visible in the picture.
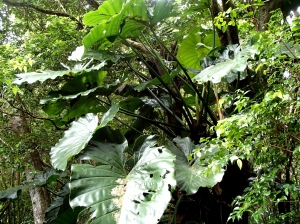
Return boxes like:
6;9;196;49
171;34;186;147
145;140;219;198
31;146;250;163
13;62;106;85
177;32;210;69
50;113;98;170
83;0;149;51
99;102;119;127
193;46;258;83
150;0;176;26
70;128;175;224
167;138;225;194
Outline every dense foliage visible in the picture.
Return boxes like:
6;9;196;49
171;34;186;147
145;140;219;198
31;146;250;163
1;0;300;223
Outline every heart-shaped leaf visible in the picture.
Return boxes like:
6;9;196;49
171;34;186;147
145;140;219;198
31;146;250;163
168;137;225;194
70;128;175;224
193;46;258;83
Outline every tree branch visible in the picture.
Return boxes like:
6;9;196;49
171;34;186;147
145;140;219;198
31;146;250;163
3;0;84;29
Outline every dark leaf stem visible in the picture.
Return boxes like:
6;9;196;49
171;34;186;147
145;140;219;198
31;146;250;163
150;27;218;125
124;39;194;132
95;98;186;133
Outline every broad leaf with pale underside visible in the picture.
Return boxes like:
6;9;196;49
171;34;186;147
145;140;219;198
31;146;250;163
70;129;176;224
13;62;105;85
167;137;225;195
193;46;258;83
50;113;98;171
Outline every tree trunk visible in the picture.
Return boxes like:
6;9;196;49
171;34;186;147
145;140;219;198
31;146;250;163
26;168;51;224
10;94;50;224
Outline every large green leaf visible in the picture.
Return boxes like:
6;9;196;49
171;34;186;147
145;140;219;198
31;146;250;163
0;185;27;201
83;0;149;51
120;20;147;39
150;0;176;26
167;137;225;195
42;100;66;117
70;128;175;224
193;46;258;83
50;113;98;170
13;62;106;85
0;168;65;201
40;83;118;104
177;32;210;69
83;0;123;26
132;135;159;164
62;96;105;122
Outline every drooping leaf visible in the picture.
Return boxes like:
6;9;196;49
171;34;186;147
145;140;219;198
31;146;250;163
0;168;65;201
132;135;159;164
0;185;28;201
61;70;108;93
13;70;72;85
41;87;98;104
13;62;106;85
167;138;225;194
40;83;118;104
99;102;119;127
42;100;66;117
150;0;176;26
134;69;179;92
119;97;144;112
50;113;98;170
70;128;175;224
173;137;194;158
44;185;83;224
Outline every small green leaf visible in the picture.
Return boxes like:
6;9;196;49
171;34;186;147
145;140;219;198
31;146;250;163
100;102;119;127
294;145;300;154
50;113;98;170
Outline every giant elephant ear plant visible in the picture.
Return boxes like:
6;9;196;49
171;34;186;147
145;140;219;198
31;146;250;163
1;0;267;223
